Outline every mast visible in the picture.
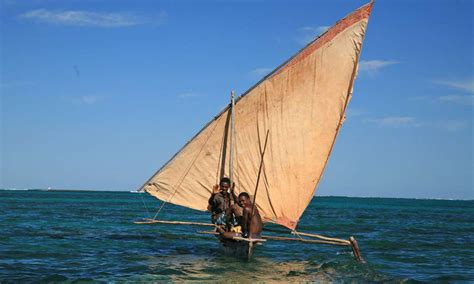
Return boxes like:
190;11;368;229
229;91;236;189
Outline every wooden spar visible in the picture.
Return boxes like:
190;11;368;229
133;218;215;227
263;235;349;246
233;236;266;242
292;231;350;245
229;91;235;194
349;236;365;263
250;130;270;223
197;231;349;246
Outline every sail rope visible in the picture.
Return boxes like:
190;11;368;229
292;230;304;240
139;191;152;218
152;200;166;220
152;118;221;219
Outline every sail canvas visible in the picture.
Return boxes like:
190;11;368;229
141;2;373;230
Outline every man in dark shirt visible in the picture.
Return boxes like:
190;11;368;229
208;177;235;225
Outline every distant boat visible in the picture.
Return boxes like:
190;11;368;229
135;1;374;262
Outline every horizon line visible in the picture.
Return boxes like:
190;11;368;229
0;188;472;201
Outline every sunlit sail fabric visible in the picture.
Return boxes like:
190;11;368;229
141;2;373;230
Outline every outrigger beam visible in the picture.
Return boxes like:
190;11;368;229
197;230;365;262
134;218;215;227
134;219;365;263
199;231;349;246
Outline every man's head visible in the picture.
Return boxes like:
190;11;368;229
219;177;231;192
238;192;251;207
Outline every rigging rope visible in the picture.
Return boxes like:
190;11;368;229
292;230;304;240
139;191;151;218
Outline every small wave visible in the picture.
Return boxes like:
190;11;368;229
40;274;69;282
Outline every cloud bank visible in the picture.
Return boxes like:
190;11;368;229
367;116;468;132
370;116;417;127
434;78;474;94
438;94;474;107
359;60;398;74
296;26;330;45
19;9;164;27
249;68;273;78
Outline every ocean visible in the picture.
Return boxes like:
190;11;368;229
1;190;473;282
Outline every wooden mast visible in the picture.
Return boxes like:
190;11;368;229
229;91;236;191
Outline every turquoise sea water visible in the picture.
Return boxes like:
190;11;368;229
1;190;473;282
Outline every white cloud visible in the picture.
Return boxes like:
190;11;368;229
19;9;165;27
359;60;398;74
412;94;474;107
81;96;98;104
178;92;199;99
249;68;272;79
435;120;469;132
67;95;100;105
438;94;474;106
367;116;469;132
434;78;474;94
0;80;37;88
296;26;330;45
369;116;417;127
345;107;367;117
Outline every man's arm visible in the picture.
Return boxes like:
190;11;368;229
207;184;220;211
241;207;252;237
208;184;220;203
230;182;238;203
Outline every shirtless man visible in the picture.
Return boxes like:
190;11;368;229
220;192;263;239
239;192;263;238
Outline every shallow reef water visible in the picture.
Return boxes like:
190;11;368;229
1;190;473;282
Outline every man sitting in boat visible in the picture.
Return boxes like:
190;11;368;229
207;177;234;225
219;192;263;239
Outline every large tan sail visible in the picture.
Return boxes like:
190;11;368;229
141;2;374;230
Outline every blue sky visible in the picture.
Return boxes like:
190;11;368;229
1;0;472;199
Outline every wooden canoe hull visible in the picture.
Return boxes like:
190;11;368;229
218;236;262;260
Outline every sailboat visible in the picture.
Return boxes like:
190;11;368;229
135;2;374;262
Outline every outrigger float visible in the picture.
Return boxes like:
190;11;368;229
135;1;373;263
